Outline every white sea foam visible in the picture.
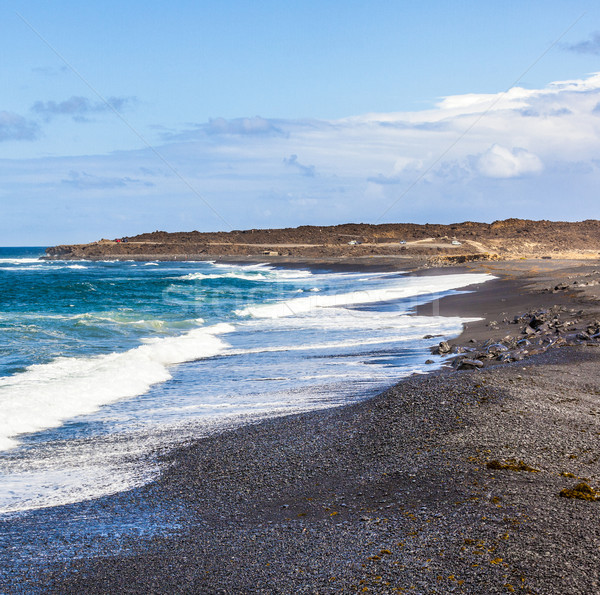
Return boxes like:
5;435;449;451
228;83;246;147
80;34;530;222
235;273;493;318
0;266;46;271
177;265;404;285
0;323;233;451
179;265;317;282
0;444;158;514
8;312;204;332
230;314;476;356
215;262;270;270
0;262;89;271
182;271;270;281
263;268;317;280
243;305;474;330
0;258;42;265
268;269;400;282
75;313;205;331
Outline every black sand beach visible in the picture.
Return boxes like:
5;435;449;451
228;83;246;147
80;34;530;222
8;258;600;594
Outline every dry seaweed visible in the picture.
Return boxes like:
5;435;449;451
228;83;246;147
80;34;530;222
559;482;600;501
486;459;539;472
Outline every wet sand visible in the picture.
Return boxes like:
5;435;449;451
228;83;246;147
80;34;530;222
19;259;600;593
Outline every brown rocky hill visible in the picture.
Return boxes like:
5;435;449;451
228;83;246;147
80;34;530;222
45;219;600;261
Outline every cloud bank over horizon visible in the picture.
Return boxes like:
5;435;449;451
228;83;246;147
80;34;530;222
2;73;600;244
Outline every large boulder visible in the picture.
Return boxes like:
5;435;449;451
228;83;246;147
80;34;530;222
455;358;484;370
435;341;451;354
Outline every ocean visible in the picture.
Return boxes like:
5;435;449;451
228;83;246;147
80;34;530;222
0;247;492;585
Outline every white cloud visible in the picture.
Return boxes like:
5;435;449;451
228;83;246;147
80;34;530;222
476;145;543;178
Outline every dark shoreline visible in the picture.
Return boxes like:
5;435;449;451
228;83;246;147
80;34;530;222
7;258;600;593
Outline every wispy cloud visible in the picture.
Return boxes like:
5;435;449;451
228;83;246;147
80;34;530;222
61;170;153;189
563;32;600;55
0;111;39;141
161;116;287;141
206;116;284;136
31;95;137;122
31;65;69;76
283;154;315;177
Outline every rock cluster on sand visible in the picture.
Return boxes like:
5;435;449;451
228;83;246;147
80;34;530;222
433;307;600;370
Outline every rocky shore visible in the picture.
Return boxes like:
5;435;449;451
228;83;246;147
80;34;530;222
435;300;600;372
27;259;600;593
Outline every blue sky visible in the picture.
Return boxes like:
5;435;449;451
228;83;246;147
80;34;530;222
2;0;600;245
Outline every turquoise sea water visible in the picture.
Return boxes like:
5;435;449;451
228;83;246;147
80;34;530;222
0;248;492;516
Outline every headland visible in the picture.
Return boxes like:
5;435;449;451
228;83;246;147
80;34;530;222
44;219;600;265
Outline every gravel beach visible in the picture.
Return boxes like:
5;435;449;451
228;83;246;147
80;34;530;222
15;259;600;593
